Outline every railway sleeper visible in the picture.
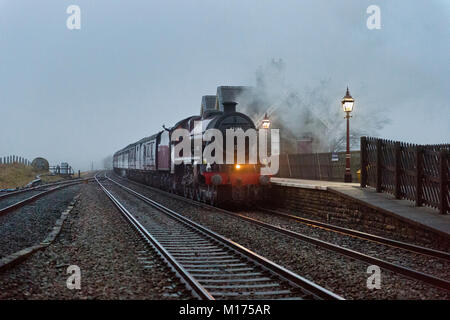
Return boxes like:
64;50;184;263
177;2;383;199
191;273;264;278
170;251;229;257
177;258;241;264
209;290;293;298
160;246;220;251
203;283;281;289
199;277;272;283
183;263;248;268
157;240;210;244
168;248;225;253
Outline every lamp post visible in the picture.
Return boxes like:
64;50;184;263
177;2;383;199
341;87;354;183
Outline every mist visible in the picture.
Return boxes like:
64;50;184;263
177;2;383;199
238;59;391;152
0;1;448;171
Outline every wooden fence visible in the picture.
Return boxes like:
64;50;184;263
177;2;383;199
277;151;360;182
360;137;449;214
0;155;31;166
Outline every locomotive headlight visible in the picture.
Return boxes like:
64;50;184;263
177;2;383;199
235;164;241;169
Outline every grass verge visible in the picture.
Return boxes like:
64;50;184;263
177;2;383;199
0;163;46;189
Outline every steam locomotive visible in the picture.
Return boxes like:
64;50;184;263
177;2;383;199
113;87;271;205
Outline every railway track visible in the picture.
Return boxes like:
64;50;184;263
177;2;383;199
256;207;450;261
0;179;91;216
0;177;91;200
96;174;343;300
109;172;450;292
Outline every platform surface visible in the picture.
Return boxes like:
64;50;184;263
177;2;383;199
271;177;450;237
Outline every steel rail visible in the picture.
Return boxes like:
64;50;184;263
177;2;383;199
0;178;92;201
95;174;214;300
0;180;85;216
109;173;450;292
105;175;343;300
257;207;450;261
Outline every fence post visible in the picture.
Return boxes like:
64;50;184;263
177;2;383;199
394;142;401;199
376;139;382;192
360;137;367;187
439;150;448;214
415;146;423;207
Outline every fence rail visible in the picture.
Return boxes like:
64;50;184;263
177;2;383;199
277;151;360;182
49;165;74;176
361;137;449;214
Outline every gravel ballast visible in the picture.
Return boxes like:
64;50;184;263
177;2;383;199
0;190;44;210
0;183;191;300
0;185;81;258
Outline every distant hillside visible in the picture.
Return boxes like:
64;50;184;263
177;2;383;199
0;163;44;189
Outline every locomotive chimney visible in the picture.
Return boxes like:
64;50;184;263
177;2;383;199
222;101;237;114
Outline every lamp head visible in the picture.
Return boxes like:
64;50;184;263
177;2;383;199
341;87;354;113
261;113;271;129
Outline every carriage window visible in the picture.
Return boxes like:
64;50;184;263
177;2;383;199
150;142;154;160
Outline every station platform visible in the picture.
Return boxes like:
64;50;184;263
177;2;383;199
270;177;450;237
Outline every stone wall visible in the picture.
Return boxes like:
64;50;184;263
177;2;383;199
272;185;450;252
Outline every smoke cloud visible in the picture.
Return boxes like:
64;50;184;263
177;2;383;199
238;59;390;153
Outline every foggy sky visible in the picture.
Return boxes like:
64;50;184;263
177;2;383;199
1;0;449;171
